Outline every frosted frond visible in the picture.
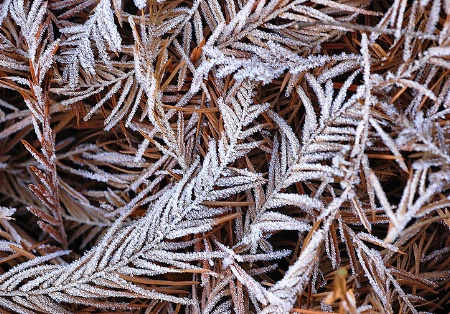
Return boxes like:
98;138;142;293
59;0;122;88
1;0;449;313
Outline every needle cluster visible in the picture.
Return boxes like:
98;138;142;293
0;0;449;313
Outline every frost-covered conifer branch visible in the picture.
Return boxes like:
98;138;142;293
58;0;122;88
7;0;68;248
1;0;449;313
0;74;269;311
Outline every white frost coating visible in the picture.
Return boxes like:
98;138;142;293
0;207;16;220
133;0;146;9
0;0;449;313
